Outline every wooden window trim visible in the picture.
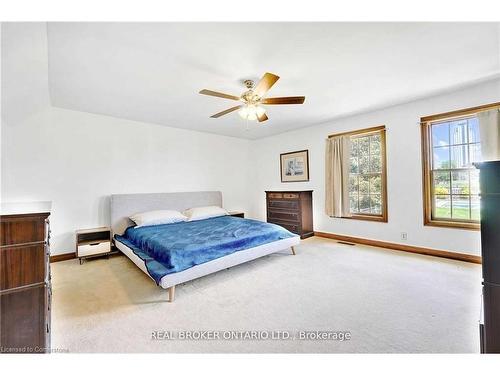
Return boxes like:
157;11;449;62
421;101;500;123
332;126;388;223
420;102;500;230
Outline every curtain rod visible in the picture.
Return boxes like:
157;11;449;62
327;125;385;139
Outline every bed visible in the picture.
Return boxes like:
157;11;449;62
111;191;300;302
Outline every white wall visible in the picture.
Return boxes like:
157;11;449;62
248;78;500;256
1;23;251;255
2;23;498;257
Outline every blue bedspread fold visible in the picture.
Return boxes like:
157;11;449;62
114;216;297;284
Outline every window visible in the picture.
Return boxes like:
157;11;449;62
328;126;388;222
421;102;499;230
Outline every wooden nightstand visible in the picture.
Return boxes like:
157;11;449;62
76;227;114;264
228;211;245;218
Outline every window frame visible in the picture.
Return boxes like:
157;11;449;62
328;125;388;223
420;101;500;231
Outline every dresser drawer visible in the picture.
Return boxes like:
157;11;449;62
0;244;46;290
1;215;47;246
267;209;301;223
267;199;300;210
267;193;283;199
0;284;48;352
269;220;300;234
77;241;111;257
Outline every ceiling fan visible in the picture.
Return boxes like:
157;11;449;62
199;72;305;123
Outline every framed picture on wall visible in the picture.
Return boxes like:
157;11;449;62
280;150;309;182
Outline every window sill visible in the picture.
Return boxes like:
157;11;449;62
341;214;388;223
424;218;480;231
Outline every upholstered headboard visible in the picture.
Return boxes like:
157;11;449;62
110;191;223;235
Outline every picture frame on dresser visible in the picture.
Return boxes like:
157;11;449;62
280;150;309;182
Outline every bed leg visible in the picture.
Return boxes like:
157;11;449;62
291;246;296;255
168;285;176;302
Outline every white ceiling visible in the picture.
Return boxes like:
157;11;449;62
47;22;500;139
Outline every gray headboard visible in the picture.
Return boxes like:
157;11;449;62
110;191;222;235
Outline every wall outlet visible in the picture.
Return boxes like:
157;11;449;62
401;232;408;241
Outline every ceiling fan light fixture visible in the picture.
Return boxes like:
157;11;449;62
238;104;266;121
200;72;304;123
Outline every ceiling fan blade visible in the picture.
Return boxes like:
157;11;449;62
210;105;242;118
261;96;305;105
253;72;280;98
257;112;268;123
199;89;241;101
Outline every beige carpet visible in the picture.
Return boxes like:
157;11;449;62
50;236;481;353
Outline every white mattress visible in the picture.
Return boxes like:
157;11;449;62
115;235;300;289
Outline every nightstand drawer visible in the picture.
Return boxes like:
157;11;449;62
77;241;111;257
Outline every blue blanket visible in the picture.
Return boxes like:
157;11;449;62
114;216;297;284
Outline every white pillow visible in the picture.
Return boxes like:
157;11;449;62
183;206;228;222
130;210;187;227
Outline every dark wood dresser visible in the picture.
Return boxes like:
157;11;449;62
265;191;313;239
0;202;51;354
475;161;500;353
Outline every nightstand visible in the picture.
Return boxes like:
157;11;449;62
228;211;245;218
76;227;114;264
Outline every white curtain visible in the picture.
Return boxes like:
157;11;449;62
478;109;500;161
325;135;351;217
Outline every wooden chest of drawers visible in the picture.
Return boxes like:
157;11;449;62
265;191;313;239
476;161;500;353
0;202;51;354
